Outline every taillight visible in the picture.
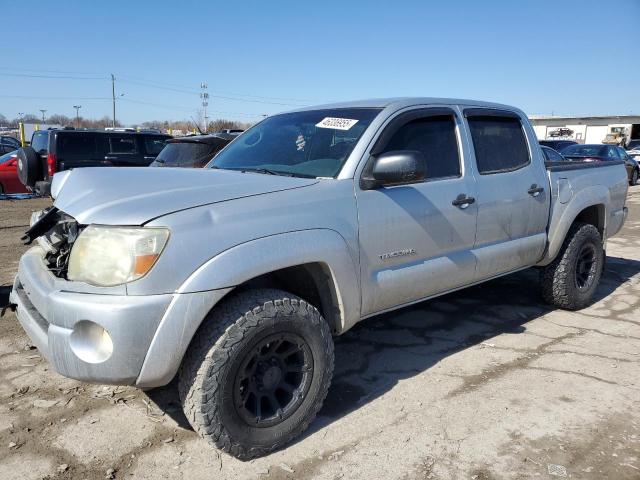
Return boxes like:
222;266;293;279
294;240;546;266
47;153;56;177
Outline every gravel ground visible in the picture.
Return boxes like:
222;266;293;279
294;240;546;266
0;187;639;480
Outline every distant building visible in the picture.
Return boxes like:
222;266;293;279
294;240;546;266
22;123;63;140
529;115;640;146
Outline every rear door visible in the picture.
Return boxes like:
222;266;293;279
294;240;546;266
55;133;104;172
105;134;145;166
464;108;550;280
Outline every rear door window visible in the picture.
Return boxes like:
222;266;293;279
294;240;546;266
615;147;628;160
605;146;619;160
109;135;138;154
467;115;530;174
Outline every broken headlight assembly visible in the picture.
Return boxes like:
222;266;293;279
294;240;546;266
67;226;170;287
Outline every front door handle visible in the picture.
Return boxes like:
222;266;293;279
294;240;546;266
104;156;117;160
528;184;544;197
452;194;476;209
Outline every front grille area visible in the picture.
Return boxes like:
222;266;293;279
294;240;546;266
22;207;81;279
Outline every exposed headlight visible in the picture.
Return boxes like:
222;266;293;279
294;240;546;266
68;226;170;286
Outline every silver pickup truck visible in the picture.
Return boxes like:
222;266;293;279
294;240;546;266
8;98;629;459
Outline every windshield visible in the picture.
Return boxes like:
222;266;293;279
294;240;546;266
627;140;640;150
563;144;607;157
0;152;16;165
210;108;381;178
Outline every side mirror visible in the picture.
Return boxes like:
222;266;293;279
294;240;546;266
361;150;426;190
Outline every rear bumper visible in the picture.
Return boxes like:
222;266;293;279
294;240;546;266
10;247;172;385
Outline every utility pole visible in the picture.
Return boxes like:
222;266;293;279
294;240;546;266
111;74;116;128
73;105;82;128
200;82;209;133
39;109;47;123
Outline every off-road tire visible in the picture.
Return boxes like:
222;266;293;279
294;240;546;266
540;222;604;310
178;288;334;460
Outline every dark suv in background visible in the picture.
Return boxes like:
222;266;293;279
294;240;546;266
17;129;171;195
150;133;236;168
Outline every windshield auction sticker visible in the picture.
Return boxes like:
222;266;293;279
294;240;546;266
316;117;359;130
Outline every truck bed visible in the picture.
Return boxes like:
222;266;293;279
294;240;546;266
538;160;629;266
545;159;625;172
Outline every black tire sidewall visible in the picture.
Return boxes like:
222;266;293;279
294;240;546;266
562;225;604;307
216;312;329;448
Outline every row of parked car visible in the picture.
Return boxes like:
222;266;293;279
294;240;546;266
540;139;640;186
1;127;638;196
0;128;241;195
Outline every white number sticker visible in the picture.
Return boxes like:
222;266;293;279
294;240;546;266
315;117;359;130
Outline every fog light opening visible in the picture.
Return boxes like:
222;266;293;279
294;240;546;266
69;320;113;364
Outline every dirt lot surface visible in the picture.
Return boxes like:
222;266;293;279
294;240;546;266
1;187;639;480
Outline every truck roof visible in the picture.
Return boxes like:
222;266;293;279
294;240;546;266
288;97;518;114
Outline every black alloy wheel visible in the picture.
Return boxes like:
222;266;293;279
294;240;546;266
234;332;313;427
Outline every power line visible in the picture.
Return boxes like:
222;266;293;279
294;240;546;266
118;98;263;117
117;74;325;103
0;72;107;80
118;77;306;106
0;94;111;100
0;94;263;118
0;67;106;75
0;68;321;106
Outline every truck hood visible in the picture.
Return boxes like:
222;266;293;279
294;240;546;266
52;167;318;225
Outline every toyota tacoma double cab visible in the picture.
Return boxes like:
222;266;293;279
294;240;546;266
8;98;629;459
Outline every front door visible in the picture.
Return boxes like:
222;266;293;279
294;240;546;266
463;108;551;280
356;108;478;316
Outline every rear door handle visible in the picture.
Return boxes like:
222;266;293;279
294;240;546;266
144;156;155;160
528;184;544;197
452;194;475;209
104;156;117;160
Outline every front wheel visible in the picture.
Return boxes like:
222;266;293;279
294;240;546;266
540;222;604;310
178;289;334;460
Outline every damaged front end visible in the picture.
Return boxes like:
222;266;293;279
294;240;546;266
22;207;81;279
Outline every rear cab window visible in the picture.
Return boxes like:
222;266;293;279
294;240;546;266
31;131;49;154
144;136;168;156
542;147;564;163
466;111;530;174
154;142;217;167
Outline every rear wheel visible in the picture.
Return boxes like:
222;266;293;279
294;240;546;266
540;222;604;310
178;289;334;460
631;168;639;186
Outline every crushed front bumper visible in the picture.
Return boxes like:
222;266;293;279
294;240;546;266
9;247;173;385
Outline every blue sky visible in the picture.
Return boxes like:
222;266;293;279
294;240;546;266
1;0;639;125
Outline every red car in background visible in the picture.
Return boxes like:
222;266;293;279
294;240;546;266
0;151;29;194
